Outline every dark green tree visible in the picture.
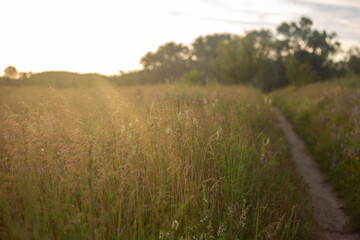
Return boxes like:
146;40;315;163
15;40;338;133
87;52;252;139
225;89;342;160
140;42;191;83
277;16;313;53
211;35;253;84
211;30;280;91
277;16;340;81
348;47;360;74
191;33;232;79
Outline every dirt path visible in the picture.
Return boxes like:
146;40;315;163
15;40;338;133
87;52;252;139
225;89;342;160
274;108;360;240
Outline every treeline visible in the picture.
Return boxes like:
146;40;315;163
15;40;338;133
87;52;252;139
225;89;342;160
2;16;360;91
113;16;360;92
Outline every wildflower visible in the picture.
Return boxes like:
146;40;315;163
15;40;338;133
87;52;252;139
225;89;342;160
172;220;179;231
340;144;345;153
72;217;81;224
159;231;169;240
216;127;222;140
200;214;208;223
217;221;227;238
159;231;164;240
177;112;182;120
165;127;171;134
10;133;16;140
264;137;270;146
39;166;46;175
227;206;233;216
60;149;66;156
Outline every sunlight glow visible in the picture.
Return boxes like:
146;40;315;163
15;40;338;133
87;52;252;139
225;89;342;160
0;0;359;75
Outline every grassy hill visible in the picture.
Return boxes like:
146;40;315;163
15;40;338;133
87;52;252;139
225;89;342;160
0;71;113;88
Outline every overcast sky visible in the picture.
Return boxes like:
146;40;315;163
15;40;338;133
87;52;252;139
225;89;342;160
1;0;360;75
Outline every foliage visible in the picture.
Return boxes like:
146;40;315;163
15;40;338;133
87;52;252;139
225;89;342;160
212;32;262;83
252;58;278;92
191;33;232;79
277;16;341;81
348;47;360;74
0;85;312;239
211;35;250;84
130;16;345;90
3;66;18;79
182;70;205;85
285;56;318;87
140;42;191;83
271;77;360;229
277;17;313;52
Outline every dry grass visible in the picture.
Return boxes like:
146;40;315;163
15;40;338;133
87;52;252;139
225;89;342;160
0;85;311;239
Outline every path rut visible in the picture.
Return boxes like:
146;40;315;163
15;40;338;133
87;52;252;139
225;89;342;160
274;108;360;240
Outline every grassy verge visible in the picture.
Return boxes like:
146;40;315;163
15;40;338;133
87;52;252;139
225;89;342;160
270;76;360;229
0;85;312;239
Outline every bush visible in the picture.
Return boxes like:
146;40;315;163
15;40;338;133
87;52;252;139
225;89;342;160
285;57;319;87
182;70;205;85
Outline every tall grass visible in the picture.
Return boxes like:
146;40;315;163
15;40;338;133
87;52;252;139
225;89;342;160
0;85;311;239
270;77;360;229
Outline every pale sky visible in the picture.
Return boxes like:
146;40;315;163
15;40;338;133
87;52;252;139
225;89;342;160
1;0;360;75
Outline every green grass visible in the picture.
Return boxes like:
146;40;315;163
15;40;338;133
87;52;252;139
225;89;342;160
270;75;360;229
0;85;312;239
332;74;360;88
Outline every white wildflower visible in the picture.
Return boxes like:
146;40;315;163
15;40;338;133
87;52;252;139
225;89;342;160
165;127;171;134
172;220;179;231
216;127;222;140
217;221;227;238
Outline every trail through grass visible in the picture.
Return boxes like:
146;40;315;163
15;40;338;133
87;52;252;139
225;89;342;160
271;77;360;229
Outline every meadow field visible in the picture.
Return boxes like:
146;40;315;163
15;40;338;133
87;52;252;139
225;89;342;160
271;76;360;229
0;85;312;239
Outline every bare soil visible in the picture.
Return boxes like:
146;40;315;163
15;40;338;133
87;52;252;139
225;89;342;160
275;108;360;240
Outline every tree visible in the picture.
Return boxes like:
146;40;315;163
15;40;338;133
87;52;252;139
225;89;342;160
140;42;191;82
191;33;232;78
276;16;340;81
211;30;277;90
182;70;205;85
4;66;18;79
277;16;313;53
308;30;339;58
285;56;318;87
211;35;253;84
348;47;360;74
